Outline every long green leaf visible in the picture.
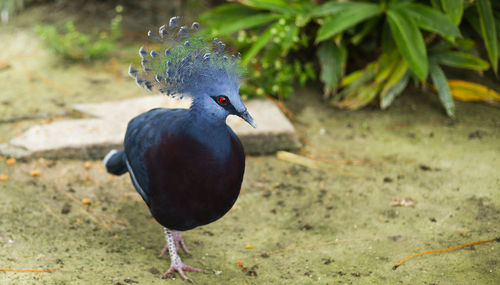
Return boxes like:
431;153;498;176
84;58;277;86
241;0;301;15
316;3;382;42
429;61;455;117
430;0;441;10
441;0;464;25
381;21;395;54
380;57;407;89
280;21;299;55
381;70;410;109
404;3;460;37
317;41;347;96
387;8;428;80
311;2;352;17
476;0;498;73
374;52;400;84
200;4;259;25
216;13;281;35
335;62;376;105
242;22;280;65
339;62;376;89
336;81;383;110
496;16;500;40
455;38;478;52
427;41;454;54
434;51;490;70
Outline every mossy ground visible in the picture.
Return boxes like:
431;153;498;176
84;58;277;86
1;3;499;285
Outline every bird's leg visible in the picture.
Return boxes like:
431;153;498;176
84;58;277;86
161;228;201;281
160;229;190;256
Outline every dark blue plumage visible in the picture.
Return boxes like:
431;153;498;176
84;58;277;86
103;17;255;281
123;107;245;231
103;149;127;176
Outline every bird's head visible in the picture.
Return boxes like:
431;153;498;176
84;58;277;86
200;76;256;128
129;17;255;128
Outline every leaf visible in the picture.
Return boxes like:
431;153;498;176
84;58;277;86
387;8;428;80
316;3;383;42
295;12;313;27
317;41;347;96
455;38;478;52
430;0;442;10
339;62;376;89
240;0;301;15
334;62;376;105
381;70;410;109
429;61;455;117
496;16;500;41
427;41;454;54
447;80;500;102
441;0;464;25
382;58;407;88
434;51;490;70
280;21;299;55
368;54;411;109
200;4;259;25
374;53;400;84
351;17;379;45
476;0;498;73
242;22;280;65
404;3;460;38
311;2;351;17
381;21;396;54
335;82;383;110
216;13;281;35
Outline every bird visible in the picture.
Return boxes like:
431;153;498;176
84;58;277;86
103;16;255;281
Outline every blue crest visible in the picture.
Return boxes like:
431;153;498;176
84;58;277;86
129;17;243;98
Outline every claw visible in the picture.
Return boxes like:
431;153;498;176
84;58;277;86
162;262;201;282
179;238;190;254
161;228;201;281
159;245;168;257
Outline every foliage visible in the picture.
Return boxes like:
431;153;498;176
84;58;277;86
447;80;500;104
0;0;27;16
35;5;123;61
201;0;500;117
200;3;317;99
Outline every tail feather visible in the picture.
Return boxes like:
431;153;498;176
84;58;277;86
103;149;128;175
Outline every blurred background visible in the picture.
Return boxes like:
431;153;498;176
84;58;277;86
0;0;499;284
1;0;499;132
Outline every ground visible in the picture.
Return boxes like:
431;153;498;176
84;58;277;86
1;3;500;285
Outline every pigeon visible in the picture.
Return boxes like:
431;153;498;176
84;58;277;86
103;17;255;281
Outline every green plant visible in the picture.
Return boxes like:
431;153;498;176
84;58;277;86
200;2;318;99
1;0;27;17
35;5;123;61
201;0;500;117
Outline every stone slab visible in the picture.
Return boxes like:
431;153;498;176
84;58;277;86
0;95;301;159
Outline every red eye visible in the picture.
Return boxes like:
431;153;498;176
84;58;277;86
218;96;228;105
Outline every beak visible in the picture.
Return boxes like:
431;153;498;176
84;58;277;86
238;110;257;128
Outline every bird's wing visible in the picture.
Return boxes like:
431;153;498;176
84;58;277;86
124;108;168;205
124;108;188;206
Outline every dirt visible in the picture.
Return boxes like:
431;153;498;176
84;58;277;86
1;3;500;285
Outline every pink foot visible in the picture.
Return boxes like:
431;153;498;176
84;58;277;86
162;259;202;282
160;228;201;282
160;230;190;256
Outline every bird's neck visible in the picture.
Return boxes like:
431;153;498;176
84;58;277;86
185;97;232;160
